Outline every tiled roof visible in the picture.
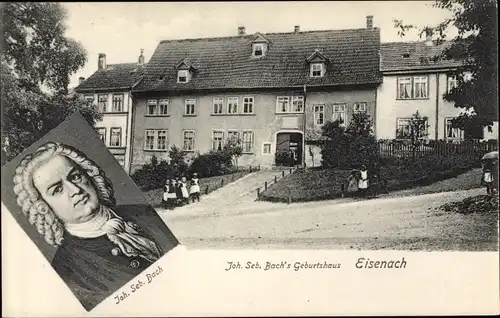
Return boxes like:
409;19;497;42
134;28;382;92
75;63;145;91
380;41;463;72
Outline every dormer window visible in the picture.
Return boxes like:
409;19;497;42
250;33;270;58
310;63;324;77
253;43;264;57
178;70;189;83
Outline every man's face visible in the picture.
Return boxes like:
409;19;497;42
32;155;100;224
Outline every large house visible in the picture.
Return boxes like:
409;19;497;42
130;16;382;171
377;38;498;141
75;50;146;173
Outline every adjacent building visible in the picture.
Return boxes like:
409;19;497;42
75;50;146;173
377;37;498;141
130;16;382;171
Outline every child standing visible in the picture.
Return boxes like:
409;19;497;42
162;180;170;208
175;177;183;206
166;179;177;209
482;167;493;194
358;164;369;196
189;172;201;203
180;176;190;205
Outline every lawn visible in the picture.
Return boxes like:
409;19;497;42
142;170;251;207
260;159;483;203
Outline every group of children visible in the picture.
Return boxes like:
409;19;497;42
346;164;371;196
162;173;201;209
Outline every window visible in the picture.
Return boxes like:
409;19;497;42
313;104;325;126
158;99;169;115
227;97;238;114
85;95;95;104
96;127;106;143
98;94;108;112
332;104;346;123
227;130;240;143
212;131;224;151
252;43;264;57
396;118;428;139
413;76;428;98
243;97;254;114
310;63;324;77
147;99;157;115
276;96;290;113
178;70;189;83
144;130;168;151
397;76;429;99
110;127;121;147
445;118;464;140
183;130;195;151
185;99;196;115
447;75;458;93
353;102;367;114
112;94;124;112
291;96;304;112
262;142;272;155
213;98;224;114
241;131;254;153
397;77;412;99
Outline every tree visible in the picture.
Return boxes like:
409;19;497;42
222;137;243;169
1;3;101;164
397;111;430;159
393;0;498;136
168;145;188;174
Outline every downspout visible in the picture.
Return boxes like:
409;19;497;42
435;72;439;140
124;89;133;174
127;77;143;175
302;84;307;167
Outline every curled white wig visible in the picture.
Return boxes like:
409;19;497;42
13;142;116;247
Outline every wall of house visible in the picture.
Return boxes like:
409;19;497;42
376;72;466;140
131;90;311;172
83;91;132;171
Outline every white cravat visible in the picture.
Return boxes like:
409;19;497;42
65;206;161;263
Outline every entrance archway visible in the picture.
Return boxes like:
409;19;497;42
275;131;303;166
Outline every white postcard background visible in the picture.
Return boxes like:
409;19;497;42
3;202;499;317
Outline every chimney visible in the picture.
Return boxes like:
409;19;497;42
78;77;85;85
366;15;374;28
238;26;245;35
294;25;300;33
98;53;106;70
138;49;145;66
425;31;433;46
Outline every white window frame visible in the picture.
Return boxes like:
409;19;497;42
96;127;106;143
397;77;412;99
227;130;240;143
243;97;254;114
213;97;224;114
413;76;428;99
110;127;122;147
291;96;304;113
212;130;224;151
183;130;196;151
144;129;168;151
241;130;254;153
98;94;108;112
276;96;290;113
313;104;325;126
262;142;272;155
185;99;196;115
447;75;458;93
147;99;158;115
177;70;189;83
396;118;428;140
112;94;124;112
227;97;239;114
310;63;324;77
353;102;367;114
85;94;95;104
445;117;464;140
158;99;169;115
332;104;346;123
252;43;265;57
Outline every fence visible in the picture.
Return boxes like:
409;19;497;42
377;139;498;160
202;165;261;196
255;167;299;202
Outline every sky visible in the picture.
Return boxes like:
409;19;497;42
63;1;456;88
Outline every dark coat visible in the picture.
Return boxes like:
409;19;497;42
51;204;178;311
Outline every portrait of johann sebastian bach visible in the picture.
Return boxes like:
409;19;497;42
13;141;171;310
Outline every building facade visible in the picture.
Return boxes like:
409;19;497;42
377;39;498;141
75;51;145;173
130;17;382;171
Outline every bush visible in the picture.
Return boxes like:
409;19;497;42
131;156;179;191
188;150;235;178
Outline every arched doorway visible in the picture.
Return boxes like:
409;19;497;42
275;132;303;166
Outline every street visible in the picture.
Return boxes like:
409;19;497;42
158;184;499;251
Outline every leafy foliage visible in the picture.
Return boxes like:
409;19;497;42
396;111;430;159
189;150;235;178
130;156;178;191
393;0;498;133
1;3;100;164
168;145;188;175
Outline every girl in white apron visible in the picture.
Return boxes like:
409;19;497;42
165;179;177;209
189;173;201;203
482;167;493;194
180;176;190;205
358;165;369;196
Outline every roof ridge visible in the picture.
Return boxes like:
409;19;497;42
159;27;379;44
381;39;452;46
